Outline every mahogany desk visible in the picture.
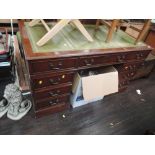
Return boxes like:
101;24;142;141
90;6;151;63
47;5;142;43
18;21;152;117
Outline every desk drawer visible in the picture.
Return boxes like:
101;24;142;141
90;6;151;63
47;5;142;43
31;72;74;90
113;51;150;63
116;62;144;72
127;51;150;61
78;51;149;68
35;94;69;110
33;84;72;101
79;55;110;67
119;70;136;81
119;80;129;88
123;62;144;71
35;102;69;118
29;58;77;74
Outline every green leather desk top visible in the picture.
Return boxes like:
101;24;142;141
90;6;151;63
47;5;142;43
23;22;146;53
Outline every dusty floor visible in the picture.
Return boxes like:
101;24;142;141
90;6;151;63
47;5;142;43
0;71;155;135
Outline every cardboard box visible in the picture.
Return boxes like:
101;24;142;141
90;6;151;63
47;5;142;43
70;66;118;108
70;73;103;108
82;66;118;100
70;95;103;108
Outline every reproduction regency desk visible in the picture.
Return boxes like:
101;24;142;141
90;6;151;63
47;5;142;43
18;21;152;118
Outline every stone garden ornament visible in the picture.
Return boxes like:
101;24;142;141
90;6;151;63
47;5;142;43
0;84;32;120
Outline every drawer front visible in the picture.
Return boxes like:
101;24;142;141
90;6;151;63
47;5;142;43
127;51;150;61
29;58;77;74
119;70;136;81
31;72;74;90
35;95;69;110
119;73;128;82
35;102;69;118
79;55;110;67
119;80;129;88
78;51;149;69
112;51;150;64
123;62;144;71
33;84;72;101
116;62;144;73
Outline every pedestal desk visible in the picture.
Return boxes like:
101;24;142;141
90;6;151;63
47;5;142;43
18;21;152;117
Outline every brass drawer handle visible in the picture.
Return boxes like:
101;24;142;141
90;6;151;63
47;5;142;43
58;62;63;66
119;80;129;87
136;54;140;59
127;72;134;77
52;67;60;70
49;99;59;105
49;78;61;85
86;63;91;66
141;63;145;66
124;66;128;70
125;65;136;70
49;92;58;97
122;75;127;79
84;59;92;66
133;65;136;68
117;55;125;62
136;53;144;59
49;90;61;97
49;63;60;70
129;66;133;70
91;58;94;63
